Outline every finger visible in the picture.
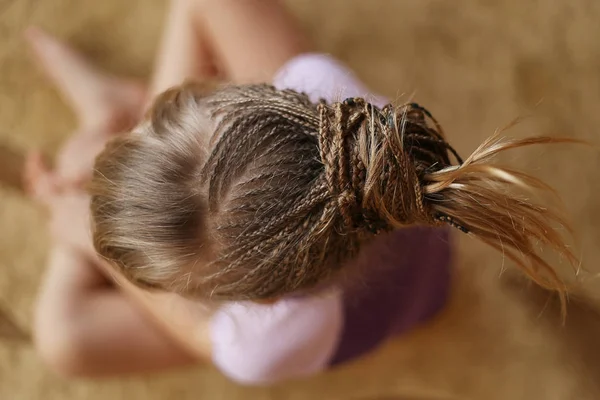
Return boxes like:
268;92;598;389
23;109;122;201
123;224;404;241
24;151;59;203
24;150;43;195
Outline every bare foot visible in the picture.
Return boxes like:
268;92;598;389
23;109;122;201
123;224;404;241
25;26;146;133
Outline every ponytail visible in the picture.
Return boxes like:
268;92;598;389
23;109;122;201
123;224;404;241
317;97;579;314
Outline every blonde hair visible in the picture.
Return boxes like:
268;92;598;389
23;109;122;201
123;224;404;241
89;82;578;307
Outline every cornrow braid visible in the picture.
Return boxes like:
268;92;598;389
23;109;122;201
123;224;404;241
317;97;460;232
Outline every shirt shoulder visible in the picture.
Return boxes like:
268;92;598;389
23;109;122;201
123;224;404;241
209;289;343;385
273;53;387;107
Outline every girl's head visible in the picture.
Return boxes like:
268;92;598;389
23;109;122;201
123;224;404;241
89;82;578;303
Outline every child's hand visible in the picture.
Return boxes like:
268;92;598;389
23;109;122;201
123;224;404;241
25;151;95;256
55;128;112;188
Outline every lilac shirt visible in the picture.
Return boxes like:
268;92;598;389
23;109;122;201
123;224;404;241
209;54;452;385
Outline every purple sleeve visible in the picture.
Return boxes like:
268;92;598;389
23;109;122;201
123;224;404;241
273;53;388;107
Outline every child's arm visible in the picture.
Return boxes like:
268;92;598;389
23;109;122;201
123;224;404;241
27;157;205;377
34;244;198;377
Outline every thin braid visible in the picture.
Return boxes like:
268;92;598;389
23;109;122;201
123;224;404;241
334;102;356;228
318;102;336;195
316;98;454;230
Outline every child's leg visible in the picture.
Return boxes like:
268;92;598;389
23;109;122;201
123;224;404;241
148;0;309;95
25;27;146;133
194;0;309;84
25;28;148;185
148;0;219;99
